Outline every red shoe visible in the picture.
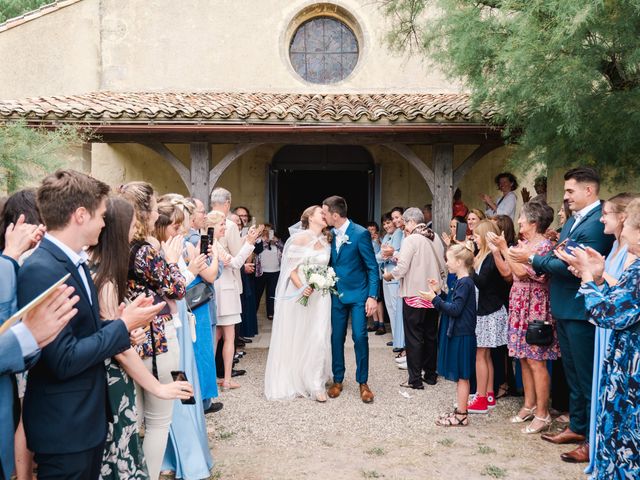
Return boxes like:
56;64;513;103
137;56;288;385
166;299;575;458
467;395;489;414
487;391;496;409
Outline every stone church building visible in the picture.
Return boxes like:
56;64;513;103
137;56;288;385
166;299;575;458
0;0;519;234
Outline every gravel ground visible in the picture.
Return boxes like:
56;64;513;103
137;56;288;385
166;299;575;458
204;324;588;480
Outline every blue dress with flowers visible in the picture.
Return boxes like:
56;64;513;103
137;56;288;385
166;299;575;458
580;258;640;480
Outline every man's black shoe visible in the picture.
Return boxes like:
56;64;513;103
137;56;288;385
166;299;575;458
386;341;393;347
423;375;438;386
231;369;246;377
239;337;253;344
204;402;223;414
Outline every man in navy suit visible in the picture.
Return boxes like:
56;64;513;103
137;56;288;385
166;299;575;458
322;196;379;403
510;167;614;463
1;226;79;480
17;170;164;479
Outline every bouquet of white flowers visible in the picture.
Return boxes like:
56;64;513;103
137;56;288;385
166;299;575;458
298;263;338;306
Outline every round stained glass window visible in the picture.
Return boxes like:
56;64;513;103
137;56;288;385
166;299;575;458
289;16;359;84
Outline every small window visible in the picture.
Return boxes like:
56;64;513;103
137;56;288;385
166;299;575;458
289;16;359;84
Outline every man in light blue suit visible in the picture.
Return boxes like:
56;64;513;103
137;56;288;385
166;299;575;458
322;196;379;403
1;246;79;480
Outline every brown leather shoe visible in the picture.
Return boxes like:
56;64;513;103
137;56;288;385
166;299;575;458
560;443;589;463
360;383;374;403
327;382;343;399
541;427;585;445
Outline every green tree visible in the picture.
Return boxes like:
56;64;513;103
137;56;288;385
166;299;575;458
0;121;88;193
382;0;640;181
0;0;52;23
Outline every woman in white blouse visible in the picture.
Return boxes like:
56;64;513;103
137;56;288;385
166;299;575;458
481;172;519;222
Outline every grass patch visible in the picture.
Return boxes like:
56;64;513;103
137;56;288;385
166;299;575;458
436;437;454;447
210;470;223;480
366;447;386;456
218;430;235;440
361;471;384;479
478;445;497;455
481;465;507;478
321;440;334;447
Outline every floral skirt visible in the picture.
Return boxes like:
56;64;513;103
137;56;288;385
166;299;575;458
475;306;508;348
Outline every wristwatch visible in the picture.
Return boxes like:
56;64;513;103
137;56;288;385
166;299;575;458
368;296;377;301
527;254;535;265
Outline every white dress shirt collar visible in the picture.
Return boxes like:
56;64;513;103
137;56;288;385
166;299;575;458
335;219;350;237
45;233;88;266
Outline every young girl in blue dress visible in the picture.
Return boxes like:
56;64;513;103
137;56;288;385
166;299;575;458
421;243;477;427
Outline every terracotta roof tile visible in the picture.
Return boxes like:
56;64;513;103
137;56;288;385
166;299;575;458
0;91;497;125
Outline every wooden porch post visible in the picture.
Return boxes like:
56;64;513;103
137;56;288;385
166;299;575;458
190;142;210;206
432;144;454;234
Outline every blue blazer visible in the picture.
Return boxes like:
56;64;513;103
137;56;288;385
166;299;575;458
330;221;379;304
532;204;614;321
1;255;25;480
17;238;131;455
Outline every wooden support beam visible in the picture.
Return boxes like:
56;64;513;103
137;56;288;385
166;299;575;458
190;142;211;206
209;143;263;187
141;142;190;189
453;143;503;188
381;143;434;192
432;144;454;234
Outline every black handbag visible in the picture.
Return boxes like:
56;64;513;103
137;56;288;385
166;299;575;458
525;320;554;346
185;282;213;310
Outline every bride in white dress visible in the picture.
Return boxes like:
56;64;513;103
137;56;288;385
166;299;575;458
264;205;332;402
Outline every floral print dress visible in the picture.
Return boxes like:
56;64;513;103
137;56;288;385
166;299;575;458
127;241;186;359
96;282;148;480
580;258;640;479
507;239;560;360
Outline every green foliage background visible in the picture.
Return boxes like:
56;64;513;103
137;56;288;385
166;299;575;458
0;0;51;23
0;121;88;193
382;0;640;184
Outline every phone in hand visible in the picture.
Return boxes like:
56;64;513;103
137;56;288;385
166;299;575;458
455;222;468;242
207;227;215;246
564;239;584;255
170;370;196;404
200;234;209;256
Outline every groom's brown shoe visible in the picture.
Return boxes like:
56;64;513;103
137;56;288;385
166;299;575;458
360;384;374;403
327;382;343;398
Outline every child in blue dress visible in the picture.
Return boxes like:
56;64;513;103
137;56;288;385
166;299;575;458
421;243;477;427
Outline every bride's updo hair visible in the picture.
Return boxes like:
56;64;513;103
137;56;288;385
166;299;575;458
301;205;321;229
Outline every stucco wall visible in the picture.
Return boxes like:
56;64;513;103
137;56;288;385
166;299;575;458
0;0;101;98
1;0;458;99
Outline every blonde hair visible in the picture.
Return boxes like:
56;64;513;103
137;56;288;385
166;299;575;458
607;193;639;214
625;198;640;230
467;209;486;222
473;220;500;268
448;242;475;274
205;210;226;229
301;205;321;229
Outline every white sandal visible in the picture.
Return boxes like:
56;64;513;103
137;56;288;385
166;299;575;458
521;414;552;434
510;406;536;423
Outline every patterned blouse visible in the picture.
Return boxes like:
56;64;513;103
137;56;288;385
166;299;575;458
127;242;186;358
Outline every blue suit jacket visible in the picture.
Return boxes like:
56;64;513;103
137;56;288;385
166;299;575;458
330;221;379;304
532;203;614;320
17;238;131;455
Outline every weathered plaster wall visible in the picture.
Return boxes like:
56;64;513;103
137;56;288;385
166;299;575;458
0;0;101;98
1;0;458;99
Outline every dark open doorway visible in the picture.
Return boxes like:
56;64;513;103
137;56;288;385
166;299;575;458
268;145;376;239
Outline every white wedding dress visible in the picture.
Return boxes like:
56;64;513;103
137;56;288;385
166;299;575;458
264;230;332;400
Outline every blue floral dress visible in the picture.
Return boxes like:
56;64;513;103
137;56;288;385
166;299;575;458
580;258;640;480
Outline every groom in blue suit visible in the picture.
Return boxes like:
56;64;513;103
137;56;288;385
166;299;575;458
322;196;379;403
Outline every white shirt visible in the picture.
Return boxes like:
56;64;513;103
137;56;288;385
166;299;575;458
486;191;517;222
45;233;92;304
570;199;601;233
334;219;351;253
